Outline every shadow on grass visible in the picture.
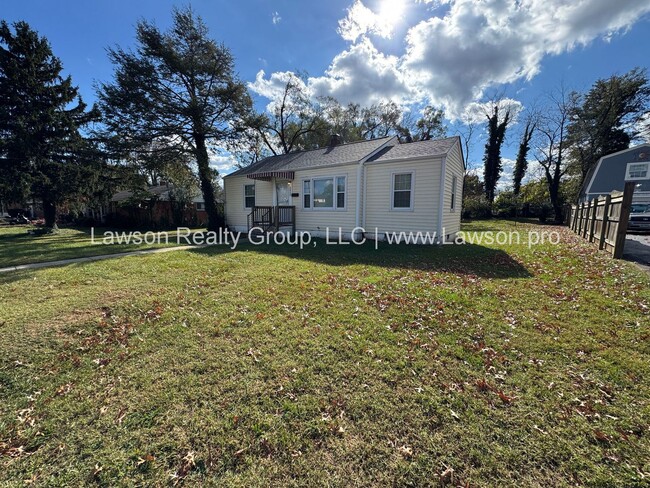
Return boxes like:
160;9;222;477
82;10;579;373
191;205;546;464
0;239;532;284
0;227;177;269
189;239;532;279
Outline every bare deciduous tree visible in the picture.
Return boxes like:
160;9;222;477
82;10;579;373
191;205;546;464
534;86;574;223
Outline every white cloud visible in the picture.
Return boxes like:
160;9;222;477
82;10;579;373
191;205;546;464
255;0;650;119
338;0;394;42
461;99;524;125
248;70;310;111
497;158;544;192
272;11;281;25
402;0;650;115
208;151;238;179
249;39;413;108
308;37;412;106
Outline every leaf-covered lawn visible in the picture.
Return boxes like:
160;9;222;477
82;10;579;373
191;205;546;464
0;220;649;486
0;226;190;268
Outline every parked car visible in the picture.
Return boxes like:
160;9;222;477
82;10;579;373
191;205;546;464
629;203;650;231
9;213;30;225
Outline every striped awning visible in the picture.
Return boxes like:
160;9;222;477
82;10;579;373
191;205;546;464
247;171;295;181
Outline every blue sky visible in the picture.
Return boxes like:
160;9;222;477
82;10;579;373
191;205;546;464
3;0;650;184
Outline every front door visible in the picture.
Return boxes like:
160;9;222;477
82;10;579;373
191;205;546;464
276;181;292;206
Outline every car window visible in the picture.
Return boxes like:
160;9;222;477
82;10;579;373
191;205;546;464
631;204;649;213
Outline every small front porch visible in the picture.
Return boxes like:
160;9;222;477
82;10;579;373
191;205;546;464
246;170;296;235
247;205;296;235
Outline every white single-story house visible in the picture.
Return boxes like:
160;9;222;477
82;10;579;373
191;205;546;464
580;144;650;204
223;135;465;242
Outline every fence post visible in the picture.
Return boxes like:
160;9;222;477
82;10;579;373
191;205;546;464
576;203;582;234
589;197;598;242
582;200;593;239
599;194;611;250
613;182;635;259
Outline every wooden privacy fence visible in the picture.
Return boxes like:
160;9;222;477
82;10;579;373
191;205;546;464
568;182;634;259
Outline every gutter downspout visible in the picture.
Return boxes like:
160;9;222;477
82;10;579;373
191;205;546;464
355;162;363;240
362;160;368;229
356;136;398;241
437;155;447;244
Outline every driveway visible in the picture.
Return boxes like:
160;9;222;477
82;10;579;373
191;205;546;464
624;233;650;266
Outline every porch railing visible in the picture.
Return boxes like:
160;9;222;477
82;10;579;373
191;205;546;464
247;205;295;234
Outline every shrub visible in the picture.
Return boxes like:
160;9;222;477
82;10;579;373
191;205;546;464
462;196;492;220
537;204;552;223
493;192;520;218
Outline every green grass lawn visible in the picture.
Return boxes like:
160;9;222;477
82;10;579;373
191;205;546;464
0;226;194;268
1;220;649;486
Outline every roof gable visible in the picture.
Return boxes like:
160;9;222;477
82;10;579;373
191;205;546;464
583;144;650;196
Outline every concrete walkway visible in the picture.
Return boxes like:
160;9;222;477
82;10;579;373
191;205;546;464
624;234;650;275
0;245;195;274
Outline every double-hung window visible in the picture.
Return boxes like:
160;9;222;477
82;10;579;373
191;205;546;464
303;176;346;210
244;184;255;209
303;180;311;208
336;176;346;208
392;173;413;210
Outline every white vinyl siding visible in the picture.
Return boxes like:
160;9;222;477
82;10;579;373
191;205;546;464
442;142;464;237
294;165;356;234
364;158;440;234
224;176;273;230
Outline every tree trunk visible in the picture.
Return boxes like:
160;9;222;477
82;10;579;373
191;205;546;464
194;133;223;232
42;197;58;229
548;181;563;223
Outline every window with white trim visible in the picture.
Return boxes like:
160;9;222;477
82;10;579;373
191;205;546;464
336;176;346;208
302;176;346;210
196;202;205;211
392;173;413;209
450;175;457;211
244;184;255;208
303;180;311;208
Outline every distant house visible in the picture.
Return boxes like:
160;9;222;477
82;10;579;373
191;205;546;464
580;144;650;204
223;135;464;242
108;184;209;228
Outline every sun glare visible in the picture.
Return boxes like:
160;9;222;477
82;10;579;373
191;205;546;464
377;0;407;27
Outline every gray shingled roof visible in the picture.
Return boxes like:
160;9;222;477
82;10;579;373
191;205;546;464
226;137;393;177
225;136;460;178
366;136;459;162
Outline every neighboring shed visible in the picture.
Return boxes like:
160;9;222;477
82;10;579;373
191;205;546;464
580;144;650;204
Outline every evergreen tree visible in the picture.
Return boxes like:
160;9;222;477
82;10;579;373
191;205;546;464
482;105;511;203
567;68;650;186
0;20;100;228
98;6;254;231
